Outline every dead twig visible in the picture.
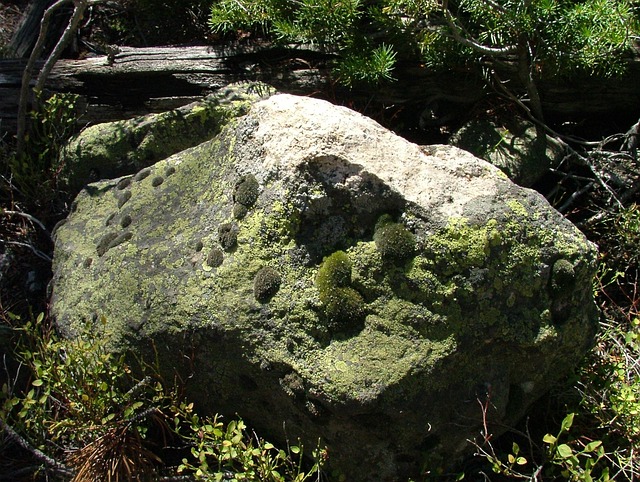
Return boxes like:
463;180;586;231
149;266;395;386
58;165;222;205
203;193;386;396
0;417;74;478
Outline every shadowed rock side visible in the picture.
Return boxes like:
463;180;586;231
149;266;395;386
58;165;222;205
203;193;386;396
50;92;598;481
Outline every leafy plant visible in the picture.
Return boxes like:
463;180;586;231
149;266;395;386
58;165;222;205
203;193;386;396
542;413;609;481
472;412;610;481
9;92;79;206
208;0;638;121
175;403;325;481
0;313;324;481
209;0;399;85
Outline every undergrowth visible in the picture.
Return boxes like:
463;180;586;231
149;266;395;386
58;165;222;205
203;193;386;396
0;312;325;481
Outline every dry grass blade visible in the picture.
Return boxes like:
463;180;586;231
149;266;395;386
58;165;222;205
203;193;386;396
67;424;161;482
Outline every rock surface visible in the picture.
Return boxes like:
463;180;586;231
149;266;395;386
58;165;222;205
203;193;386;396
59;83;276;195
51;88;598;480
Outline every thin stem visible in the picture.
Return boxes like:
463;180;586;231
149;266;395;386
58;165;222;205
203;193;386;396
35;0;89;93
17;0;72;156
2;209;50;235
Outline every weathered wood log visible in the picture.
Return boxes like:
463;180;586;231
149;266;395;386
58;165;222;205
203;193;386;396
1;44;639;137
0;44;340;135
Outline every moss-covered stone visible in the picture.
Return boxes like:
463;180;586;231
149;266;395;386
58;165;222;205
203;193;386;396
316;251;366;327
51;92;599;482
373;218;416;262
60;82;277;196
253;267;282;303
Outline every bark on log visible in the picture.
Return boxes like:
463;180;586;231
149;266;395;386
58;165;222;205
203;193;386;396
1;44;639;137
0;44;340;135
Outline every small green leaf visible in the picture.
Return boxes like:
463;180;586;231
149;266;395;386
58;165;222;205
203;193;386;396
561;413;575;432
557;443;573;458
32;379;43;387
584;440;602;452
290;445;301;454
543;433;557;444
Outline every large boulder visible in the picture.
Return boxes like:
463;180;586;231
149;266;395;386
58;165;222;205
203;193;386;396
50;88;598;481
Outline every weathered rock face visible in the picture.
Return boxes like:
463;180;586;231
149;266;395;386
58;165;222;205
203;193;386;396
50;89;598;481
59;83;276;195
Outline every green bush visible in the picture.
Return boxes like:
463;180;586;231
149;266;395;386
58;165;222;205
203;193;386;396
9;92;79;207
209;0;398;85
0;313;324;481
208;0;638;120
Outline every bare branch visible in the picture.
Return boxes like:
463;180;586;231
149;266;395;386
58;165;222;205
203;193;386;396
2;209;50;235
17;0;74;155
0;239;53;262
35;0;91;93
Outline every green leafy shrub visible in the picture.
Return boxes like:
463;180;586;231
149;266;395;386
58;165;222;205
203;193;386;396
0;313;324;481
175;405;325;481
209;0;398;85
9;92;79;207
208;0;638;120
473;412;610;481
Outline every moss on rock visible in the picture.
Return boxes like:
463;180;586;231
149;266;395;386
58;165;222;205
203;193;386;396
316;251;366;328
206;247;224;268
373;218;416;263
551;258;576;293
234;174;260;208
218;223;239;251
51;92;599;482
253;267;282;303
316;250;352;290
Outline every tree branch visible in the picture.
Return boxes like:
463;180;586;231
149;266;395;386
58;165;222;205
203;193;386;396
441;0;518;56
17;0;72;155
17;0;104;156
35;0;94;92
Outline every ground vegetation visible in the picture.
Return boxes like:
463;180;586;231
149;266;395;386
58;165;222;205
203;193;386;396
0;0;639;480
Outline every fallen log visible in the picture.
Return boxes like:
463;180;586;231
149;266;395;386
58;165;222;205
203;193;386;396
0;44;338;135
1;43;639;137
